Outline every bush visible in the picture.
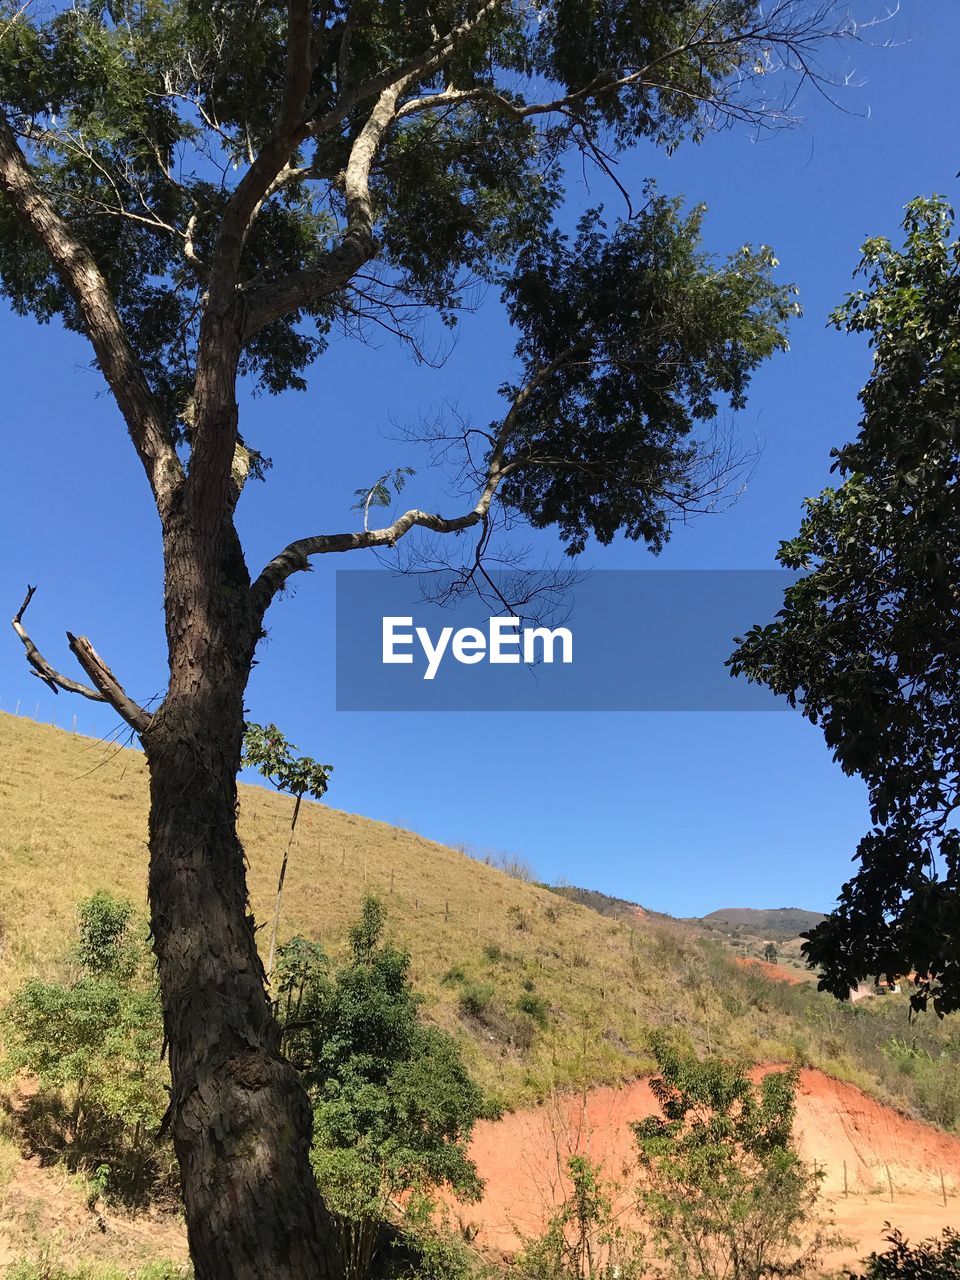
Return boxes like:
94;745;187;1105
276;898;494;1280
458;981;495;1020
516;1155;645;1280
0;893;173;1205
517;992;550;1028
847;1227;960;1278
634;1036;832;1280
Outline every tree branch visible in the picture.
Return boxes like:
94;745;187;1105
250;338;586;612
204;0;316;306
11;587;153;733
0;115;183;515
189;0;316;514
242;77;404;338
242;0;506;338
66;632;153;734
308;0;504;139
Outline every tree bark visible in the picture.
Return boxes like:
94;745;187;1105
142;519;342;1280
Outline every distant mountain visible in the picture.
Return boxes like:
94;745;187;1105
701;907;826;938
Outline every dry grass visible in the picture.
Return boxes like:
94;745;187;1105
1;711;958;1122
0;712;663;1102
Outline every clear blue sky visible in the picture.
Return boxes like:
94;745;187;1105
1;3;955;916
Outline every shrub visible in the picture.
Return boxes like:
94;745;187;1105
634;1035;832;1280
847;1227;960;1279
276;898;494;1280
516;1155;645;1280
517;993;550;1028
508;905;531;932
0;893;172;1205
458;981;495;1021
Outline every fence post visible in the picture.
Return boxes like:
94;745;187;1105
843;1160;848;1197
886;1165;894;1203
942;1168;948;1208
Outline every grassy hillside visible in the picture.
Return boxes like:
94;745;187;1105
702;907;827;937
1;711;959;1127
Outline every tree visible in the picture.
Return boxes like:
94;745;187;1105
1;3;845;1273
275;898;491;1280
633;1037;827;1280
763;942;778;965
730;198;960;1015
242;721;332;979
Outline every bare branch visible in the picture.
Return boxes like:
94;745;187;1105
0;115;183;513
13;586;105;701
66;633;153;734
11;587;153;733
250;336;588;612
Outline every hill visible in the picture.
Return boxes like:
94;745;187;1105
702;906;827;937
0;711;958;1124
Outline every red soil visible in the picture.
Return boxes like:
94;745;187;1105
460;1068;960;1271
735;955;810;985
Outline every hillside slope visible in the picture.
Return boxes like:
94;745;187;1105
703;906;827;937
0;711;958;1123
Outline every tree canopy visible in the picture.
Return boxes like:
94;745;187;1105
0;0;834;592
730;197;960;1014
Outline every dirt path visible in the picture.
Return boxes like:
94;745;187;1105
462;1067;960;1272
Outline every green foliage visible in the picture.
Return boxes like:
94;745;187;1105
633;1036;828;1280
75;891;137;979
762;943;778;966
846;1228;960;1280
517;991;550;1028
352;467;416;524
501;198;798;555
730;197;960;1013
242;722;332;805
6;1261;189;1280
458;980;495;1020
0;0;829;552
275;897;493;1280
0;893;171;1204
516;1154;645;1280
387;1196;489;1280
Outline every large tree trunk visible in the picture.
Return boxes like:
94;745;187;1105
142;522;342;1280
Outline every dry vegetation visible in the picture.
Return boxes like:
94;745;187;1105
1;712;959;1123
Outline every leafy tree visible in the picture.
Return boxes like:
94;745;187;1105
0;2;846;1271
0;893;171;1203
730;198;960;1014
763;942;778;966
242;721;332;978
275;898;492;1280
633;1037;827;1280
